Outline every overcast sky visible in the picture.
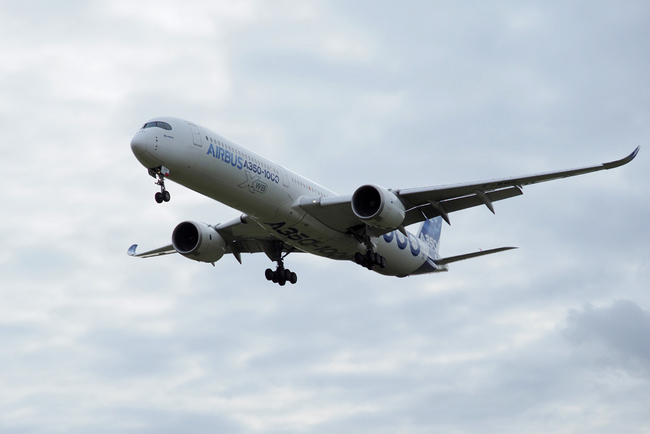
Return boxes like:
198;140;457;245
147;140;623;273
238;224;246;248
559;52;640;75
1;1;649;433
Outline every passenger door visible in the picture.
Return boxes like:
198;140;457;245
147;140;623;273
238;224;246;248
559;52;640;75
187;123;202;147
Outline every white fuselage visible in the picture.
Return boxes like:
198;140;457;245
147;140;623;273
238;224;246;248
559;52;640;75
130;117;444;277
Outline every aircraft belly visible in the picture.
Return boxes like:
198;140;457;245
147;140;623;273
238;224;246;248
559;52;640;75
256;211;435;277
255;213;359;261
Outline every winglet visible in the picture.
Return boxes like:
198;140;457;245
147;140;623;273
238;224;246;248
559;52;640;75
603;146;640;170
127;244;138;256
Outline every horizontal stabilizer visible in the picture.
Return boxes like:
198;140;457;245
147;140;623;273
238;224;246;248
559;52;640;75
127;243;176;258
436;246;517;265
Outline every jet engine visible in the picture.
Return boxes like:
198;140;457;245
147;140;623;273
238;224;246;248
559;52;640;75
351;184;406;229
172;221;226;263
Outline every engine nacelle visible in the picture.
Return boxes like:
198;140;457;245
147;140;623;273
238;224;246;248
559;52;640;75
172;221;226;263
351;184;406;229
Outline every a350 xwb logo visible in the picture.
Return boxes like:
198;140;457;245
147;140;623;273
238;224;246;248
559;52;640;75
238;170;268;194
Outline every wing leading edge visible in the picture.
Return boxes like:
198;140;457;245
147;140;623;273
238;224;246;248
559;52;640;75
300;147;640;231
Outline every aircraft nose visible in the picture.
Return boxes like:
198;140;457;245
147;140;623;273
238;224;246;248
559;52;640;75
130;132;162;168
130;133;148;157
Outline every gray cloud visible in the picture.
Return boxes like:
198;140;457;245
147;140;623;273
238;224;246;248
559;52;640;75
564;300;650;372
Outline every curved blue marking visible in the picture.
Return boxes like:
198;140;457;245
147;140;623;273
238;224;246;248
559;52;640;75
383;232;394;243
396;232;408;250
409;234;421;256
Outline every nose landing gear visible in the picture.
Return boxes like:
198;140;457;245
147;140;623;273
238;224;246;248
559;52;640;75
150;166;171;204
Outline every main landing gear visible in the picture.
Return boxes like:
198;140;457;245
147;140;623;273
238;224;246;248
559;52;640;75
150;167;171;204
264;242;298;286
265;259;298;286
354;250;387;270
352;226;387;271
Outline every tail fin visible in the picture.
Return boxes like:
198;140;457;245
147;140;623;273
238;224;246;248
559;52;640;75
417;216;442;255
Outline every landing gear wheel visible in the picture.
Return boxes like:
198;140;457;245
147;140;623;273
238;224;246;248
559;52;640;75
265;261;298;286
155;192;163;203
264;243;299;286
163;190;171;202
355;249;387;270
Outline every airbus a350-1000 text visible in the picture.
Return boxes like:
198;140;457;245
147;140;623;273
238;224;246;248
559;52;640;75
128;117;639;285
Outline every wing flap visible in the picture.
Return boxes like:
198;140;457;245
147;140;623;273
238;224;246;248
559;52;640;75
402;186;523;226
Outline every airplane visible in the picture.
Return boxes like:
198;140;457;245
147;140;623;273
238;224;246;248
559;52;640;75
128;116;639;286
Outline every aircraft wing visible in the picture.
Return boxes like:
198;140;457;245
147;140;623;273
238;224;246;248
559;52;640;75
300;147;639;231
128;214;301;262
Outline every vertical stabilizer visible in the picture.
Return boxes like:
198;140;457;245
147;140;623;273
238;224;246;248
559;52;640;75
417;216;442;255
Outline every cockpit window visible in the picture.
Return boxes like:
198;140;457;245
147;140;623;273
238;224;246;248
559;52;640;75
142;121;172;130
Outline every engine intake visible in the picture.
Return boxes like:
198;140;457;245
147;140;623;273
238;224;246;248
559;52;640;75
351;184;406;229
172;221;226;263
